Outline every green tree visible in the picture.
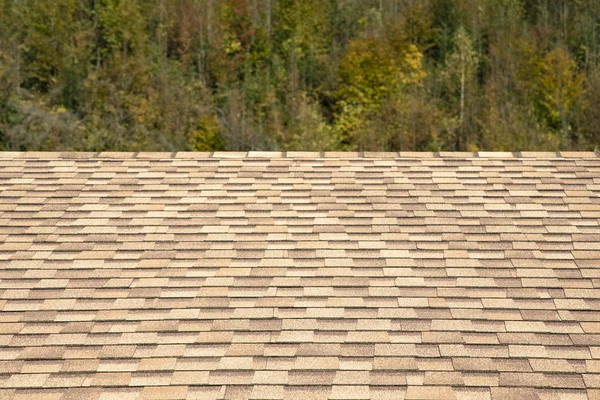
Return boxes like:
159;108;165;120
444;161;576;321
442;26;479;150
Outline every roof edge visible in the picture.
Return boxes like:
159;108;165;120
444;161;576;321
0;151;598;159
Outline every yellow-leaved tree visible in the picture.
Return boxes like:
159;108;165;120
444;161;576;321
534;48;585;147
334;28;426;150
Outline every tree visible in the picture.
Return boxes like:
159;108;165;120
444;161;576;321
334;34;425;150
534;47;584;146
442;26;479;150
581;69;600;149
1;0;599;152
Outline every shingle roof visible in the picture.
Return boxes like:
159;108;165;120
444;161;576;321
1;151;600;399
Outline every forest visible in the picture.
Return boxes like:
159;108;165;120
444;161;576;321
0;0;599;152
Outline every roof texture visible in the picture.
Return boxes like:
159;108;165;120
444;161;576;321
0;151;600;399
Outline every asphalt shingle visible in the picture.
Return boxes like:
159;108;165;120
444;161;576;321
0;151;599;398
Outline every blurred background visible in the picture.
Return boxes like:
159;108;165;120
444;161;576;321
0;0;599;152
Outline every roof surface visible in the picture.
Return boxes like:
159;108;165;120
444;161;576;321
1;151;600;400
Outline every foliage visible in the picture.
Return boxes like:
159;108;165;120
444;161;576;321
190;114;224;152
0;0;599;152
534;48;585;144
442;26;479;150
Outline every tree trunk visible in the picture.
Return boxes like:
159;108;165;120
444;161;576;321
459;53;465;150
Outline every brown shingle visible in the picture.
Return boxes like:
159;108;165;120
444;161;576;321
89;372;131;386
405;385;456;400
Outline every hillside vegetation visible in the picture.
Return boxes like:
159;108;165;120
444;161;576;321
1;0;599;151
